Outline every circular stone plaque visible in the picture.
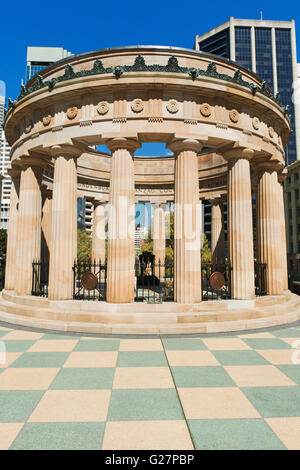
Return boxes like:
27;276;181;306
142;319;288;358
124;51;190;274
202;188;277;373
81;272;98;290
209;272;225;291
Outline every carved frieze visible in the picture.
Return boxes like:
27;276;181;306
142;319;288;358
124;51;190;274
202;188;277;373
166;99;179;114
229;109;239;123
200;103;211;117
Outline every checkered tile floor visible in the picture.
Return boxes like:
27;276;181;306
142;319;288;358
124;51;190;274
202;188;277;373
1;323;300;449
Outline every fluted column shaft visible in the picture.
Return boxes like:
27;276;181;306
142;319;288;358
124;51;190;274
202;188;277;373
41;194;52;262
257;168;288;293
15;165;42;295
153;204;165;278
210;199;225;265
278;177;289;290
170;139;202;304
92;202;106;263
106;138;139;303
257;169;284;295
48;148;79;300
227;152;255;299
4;172;20;290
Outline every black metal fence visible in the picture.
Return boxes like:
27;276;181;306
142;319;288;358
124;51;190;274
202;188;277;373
32;261;49;297
135;261;174;303
201;263;231;300
254;262;267;296
73;260;107;300
0;259;5;291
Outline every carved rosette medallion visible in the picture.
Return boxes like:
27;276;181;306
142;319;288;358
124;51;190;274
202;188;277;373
131;98;144;113
66;106;78;120
97;101;109;115
42;113;52;127
200;103;211;117
166;99;179;114
229;109;239;123
269;126;275;138
252;117;260;130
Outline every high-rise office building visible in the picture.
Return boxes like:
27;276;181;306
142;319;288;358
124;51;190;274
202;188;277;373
194;18;300;165
0;96;11;230
26;46;73;82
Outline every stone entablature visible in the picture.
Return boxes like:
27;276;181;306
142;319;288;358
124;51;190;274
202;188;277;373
5;46;289;170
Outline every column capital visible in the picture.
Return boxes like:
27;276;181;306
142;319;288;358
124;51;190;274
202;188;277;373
222;147;255;162
208;195;223;205
106;137;141;154
50;144;82;159
167;138;203;154
254;161;282;177
278;168;288;183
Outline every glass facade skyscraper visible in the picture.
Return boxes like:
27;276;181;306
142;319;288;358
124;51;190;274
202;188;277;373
26;47;73;82
195;18;300;165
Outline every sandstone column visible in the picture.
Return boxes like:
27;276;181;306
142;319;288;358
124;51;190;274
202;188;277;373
92;201;106;263
152;203;166;278
210;197;225;265
15;162;43;296
256;164;284;295
41;192;52;262
224;149;255;299
278;170;289;291
169;139;202;304
4;169;20;291
48;145;81;300
106;138;140;303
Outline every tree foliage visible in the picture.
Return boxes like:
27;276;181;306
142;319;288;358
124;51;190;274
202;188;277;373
77;228;92;262
0;229;7;260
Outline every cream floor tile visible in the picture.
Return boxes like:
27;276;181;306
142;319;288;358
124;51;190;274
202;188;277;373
28;389;111;422
113;367;174;389
27;340;78;352
63;351;118;368
0;368;60;390
102;420;194;450
223;365;296;387
178;387;260;419
0;423;24;450
265;417;300;450
0;352;23;368
202;338;251;350
1;330;44;340
257;349;297;365
119;339;163;351
238;332;275;339
166;350;220;366
281;338;300;347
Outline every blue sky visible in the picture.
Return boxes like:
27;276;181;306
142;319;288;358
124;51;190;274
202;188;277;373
1;0;300;158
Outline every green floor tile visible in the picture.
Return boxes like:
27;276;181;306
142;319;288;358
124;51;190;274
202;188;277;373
10;352;69;368
162;338;207;350
188;419;286;450
50;368;115;389
0;330;9;338
117;351;168;367
243;338;291;350
212;350;269;365
10;422;106;450
0;390;44;422
171;366;235;387
277;365;300;385
242;386;300;417
108;389;184;421
271;328;300;338
41;334;79;340
4;340;36;352
74;339;119;352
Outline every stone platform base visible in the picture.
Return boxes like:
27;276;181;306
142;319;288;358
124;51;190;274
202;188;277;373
0;290;300;335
